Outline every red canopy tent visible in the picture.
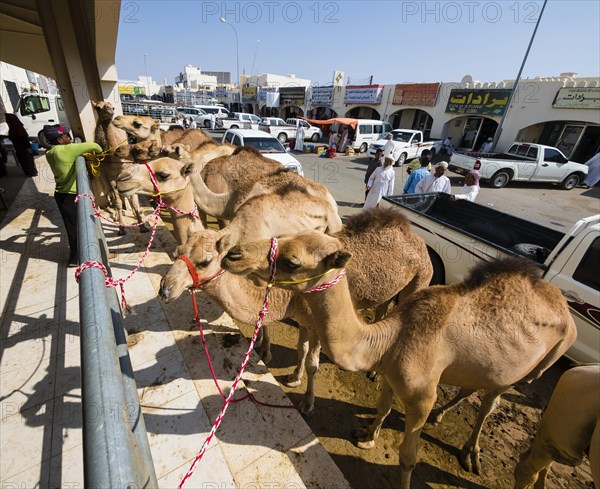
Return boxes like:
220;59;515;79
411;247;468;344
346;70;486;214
300;116;358;129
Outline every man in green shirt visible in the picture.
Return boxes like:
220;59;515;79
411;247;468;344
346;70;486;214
44;124;102;266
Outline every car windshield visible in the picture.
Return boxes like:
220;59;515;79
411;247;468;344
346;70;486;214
391;131;414;143
244;137;286;153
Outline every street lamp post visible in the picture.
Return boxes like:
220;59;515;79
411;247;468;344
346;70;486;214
220;17;240;88
143;54;150;98
251;40;260;74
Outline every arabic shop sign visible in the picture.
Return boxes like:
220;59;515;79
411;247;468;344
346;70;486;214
392;83;440;106
445;89;512;116
215;86;227;97
344;85;384;105
553;87;600;109
242;86;257;102
311;85;334;106
279;86;306;103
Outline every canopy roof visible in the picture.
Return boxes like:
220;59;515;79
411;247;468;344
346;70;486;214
300;117;358;129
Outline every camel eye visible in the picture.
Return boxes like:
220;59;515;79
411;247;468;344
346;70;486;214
155;172;169;181
280;258;301;272
195;259;210;268
133;121;142;128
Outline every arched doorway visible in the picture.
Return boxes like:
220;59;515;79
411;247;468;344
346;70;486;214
389;108;433;138
517;120;600;163
281;105;304;120
243;103;254;114
345;106;380;120
310;106;338;120
442;116;499;152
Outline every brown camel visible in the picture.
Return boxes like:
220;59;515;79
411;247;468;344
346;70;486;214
159;209;433;414
221;233;577;488
92;101;146;234
514;364;599;489
116;154;342;230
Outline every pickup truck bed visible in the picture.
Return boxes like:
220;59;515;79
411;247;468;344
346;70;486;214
384;193;564;264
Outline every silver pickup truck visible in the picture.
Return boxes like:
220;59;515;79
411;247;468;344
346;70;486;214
383;192;600;364
259;117;322;144
449;142;588;190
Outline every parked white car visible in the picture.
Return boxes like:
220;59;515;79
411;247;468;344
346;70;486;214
194;105;231;128
219;113;261;131
368;129;443;164
222;129;304;176
275;118;323;143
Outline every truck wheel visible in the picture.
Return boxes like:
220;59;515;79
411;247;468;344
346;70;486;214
311;133;320;142
396;153;408;167
277;133;288;143
512;243;551;263
427;247;445;285
204;120;211;128
559;173;580;190
231;125;239;129
490;171;510;188
359;143;368;153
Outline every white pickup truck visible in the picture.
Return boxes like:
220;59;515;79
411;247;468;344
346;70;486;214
259;117;322;144
218;112;261;131
449;142;589;190
368;129;443;165
382;192;600;364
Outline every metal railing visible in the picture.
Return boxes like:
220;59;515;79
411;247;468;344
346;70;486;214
76;156;158;488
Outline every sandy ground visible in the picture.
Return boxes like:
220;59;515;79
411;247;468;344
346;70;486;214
233;318;594;489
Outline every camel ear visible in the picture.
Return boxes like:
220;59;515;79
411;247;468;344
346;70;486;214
152;120;161;131
175;244;186;257
325;250;352;269
92;101;98;108
182;144;191;152
182;161;195;176
216;233;232;254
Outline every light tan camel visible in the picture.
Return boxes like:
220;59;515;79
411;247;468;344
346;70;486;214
159;209;433;414
116;161;203;246
116;155;342;231
92;101;146;235
514;364;599;489
112;115;162;142
221;233;577;488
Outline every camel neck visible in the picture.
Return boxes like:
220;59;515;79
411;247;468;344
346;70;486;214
188;171;234;220
299;275;400;372
160;185;201;244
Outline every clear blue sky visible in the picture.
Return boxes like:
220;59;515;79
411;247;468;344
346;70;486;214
115;0;600;86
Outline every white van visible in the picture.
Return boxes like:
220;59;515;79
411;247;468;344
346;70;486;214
350;119;393;153
15;92;69;146
194;105;230;128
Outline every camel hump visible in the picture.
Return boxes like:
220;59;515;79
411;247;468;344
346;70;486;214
462;256;542;290
232;146;262;158
341;208;411;237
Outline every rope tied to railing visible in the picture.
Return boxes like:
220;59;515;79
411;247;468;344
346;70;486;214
82;138;129;177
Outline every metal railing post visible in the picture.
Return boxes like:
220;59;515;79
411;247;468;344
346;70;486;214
76;156;158;488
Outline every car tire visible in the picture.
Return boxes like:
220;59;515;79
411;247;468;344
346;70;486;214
278;133;288;143
490;170;510;188
359;143;368;153
231;125;239;129
512;243;551;263
204;120;210;128
559;173;580;190
395;152;407;167
311;133;320;142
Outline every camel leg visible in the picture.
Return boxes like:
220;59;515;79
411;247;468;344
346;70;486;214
398;386;439;489
426;387;475;426
298;330;320;417
108;184;126;235
258;325;272;364
513;445;553;489
285;326;309;387
127;194;150;233
460;389;504;475
354;379;394;449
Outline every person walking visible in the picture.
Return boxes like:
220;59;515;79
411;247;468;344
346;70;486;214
5;114;38;177
415;161;452;194
44;124;102;266
189;117;197;129
209;112;216;130
295;121;305;152
403;149;431;194
450;169;480;202
364;148;384;202
364;156;395;209
383;132;400;166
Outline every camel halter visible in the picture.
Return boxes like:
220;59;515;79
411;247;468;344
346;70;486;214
179;237;292;489
143;162;200;220
177;255;224;289
83;138;129;176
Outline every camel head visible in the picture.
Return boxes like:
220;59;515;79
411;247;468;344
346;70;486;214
130;140;162;162
113;115;160;140
162;143;192;161
92;100;116;123
116;157;194;198
221;231;352;291
159;228;224;302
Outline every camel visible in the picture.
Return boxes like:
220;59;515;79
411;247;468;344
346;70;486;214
514;364;599;489
159;209;433;414
221;233;577;489
116;153;342;232
92;101;146;234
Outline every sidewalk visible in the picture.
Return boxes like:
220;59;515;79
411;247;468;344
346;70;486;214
0;156;350;488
